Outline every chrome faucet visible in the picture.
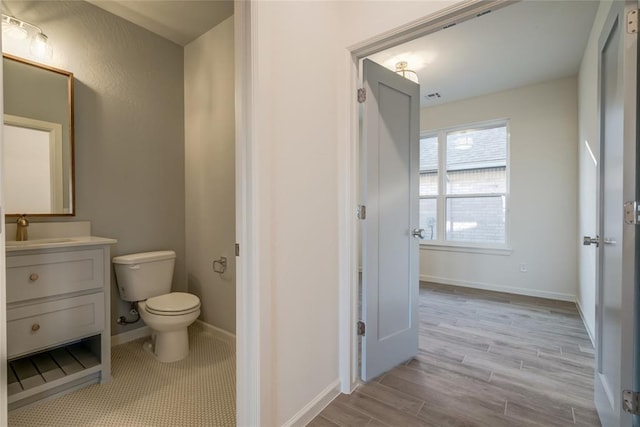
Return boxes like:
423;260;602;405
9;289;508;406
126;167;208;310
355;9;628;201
16;214;29;241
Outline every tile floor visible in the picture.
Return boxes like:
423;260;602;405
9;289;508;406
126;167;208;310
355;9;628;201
8;322;236;427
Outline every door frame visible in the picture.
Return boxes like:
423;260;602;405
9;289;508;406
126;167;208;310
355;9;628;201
234;1;269;425
0;23;7;427
338;0;514;391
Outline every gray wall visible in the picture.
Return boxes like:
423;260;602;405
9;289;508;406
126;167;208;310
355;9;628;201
184;17;236;333
3;1;186;336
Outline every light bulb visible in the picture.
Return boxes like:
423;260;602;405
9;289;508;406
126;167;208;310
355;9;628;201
30;32;52;59
2;21;28;40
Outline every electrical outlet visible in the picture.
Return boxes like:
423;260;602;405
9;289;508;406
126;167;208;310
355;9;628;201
519;263;528;273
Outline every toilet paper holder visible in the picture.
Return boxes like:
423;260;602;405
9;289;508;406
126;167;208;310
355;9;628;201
213;256;227;274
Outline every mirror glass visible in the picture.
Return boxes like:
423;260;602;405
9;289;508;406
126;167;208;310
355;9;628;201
3;54;74;216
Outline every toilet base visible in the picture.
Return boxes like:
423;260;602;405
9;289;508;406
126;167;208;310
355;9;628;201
144;328;189;363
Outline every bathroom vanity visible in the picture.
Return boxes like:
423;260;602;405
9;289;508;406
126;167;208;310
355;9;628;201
2;53;117;409
5;236;116;410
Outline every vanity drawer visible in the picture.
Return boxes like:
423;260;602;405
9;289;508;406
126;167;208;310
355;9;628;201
7;249;104;303
7;293;105;359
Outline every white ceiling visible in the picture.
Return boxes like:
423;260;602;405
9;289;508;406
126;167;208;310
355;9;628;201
367;1;599;107
86;0;233;46
17;1;596;98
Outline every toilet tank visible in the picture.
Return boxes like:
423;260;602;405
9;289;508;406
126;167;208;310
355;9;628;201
112;251;176;302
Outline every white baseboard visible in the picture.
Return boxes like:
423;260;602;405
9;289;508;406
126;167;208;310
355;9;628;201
575;299;595;346
195;320;236;344
420;275;575;302
111;326;150;347
111;321;236;348
282;379;341;427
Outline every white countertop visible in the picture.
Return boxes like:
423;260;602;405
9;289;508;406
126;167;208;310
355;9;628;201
6;236;117;252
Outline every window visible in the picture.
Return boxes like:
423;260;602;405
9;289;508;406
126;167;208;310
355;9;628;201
419;121;508;247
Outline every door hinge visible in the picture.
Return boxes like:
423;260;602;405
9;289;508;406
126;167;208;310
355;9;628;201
235;243;240;257
357;321;366;336
623;390;640;415
624;201;640;224
357;205;366;220
357;88;366;103
628;9;638;34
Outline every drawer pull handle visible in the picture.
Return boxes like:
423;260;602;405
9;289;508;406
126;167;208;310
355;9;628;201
29;273;39;282
31;323;40;332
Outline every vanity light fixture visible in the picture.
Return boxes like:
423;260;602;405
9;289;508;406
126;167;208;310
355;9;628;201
395;61;419;84
1;13;52;59
1;14;28;40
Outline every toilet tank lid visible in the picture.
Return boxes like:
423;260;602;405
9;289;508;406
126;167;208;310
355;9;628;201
112;250;176;265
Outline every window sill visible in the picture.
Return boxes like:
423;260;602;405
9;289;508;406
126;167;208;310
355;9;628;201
420;243;512;256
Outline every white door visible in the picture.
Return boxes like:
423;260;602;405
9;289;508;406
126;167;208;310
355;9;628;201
361;58;420;381
591;1;639;425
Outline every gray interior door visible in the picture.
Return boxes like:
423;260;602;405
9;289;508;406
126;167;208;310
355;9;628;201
593;2;639;425
361;58;420;381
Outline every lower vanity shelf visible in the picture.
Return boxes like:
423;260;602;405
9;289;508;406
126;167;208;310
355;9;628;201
8;335;103;410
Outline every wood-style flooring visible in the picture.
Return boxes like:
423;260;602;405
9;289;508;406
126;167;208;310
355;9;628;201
309;282;601;427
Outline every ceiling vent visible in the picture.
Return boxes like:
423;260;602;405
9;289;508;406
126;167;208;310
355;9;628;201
425;92;442;100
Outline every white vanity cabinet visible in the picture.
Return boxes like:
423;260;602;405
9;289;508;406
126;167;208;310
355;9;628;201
6;237;116;410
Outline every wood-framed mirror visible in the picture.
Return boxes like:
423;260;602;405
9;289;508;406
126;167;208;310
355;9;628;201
3;53;75;216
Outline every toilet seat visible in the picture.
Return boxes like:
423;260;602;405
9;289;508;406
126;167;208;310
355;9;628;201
144;292;200;316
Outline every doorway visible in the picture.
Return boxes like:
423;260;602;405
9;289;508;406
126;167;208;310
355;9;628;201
350;0;607;424
1;1;240;425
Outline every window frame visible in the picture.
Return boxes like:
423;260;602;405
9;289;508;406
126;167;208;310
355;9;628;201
420;119;511;253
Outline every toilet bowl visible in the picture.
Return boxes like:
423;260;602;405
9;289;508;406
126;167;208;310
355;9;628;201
137;293;200;362
112;251;201;363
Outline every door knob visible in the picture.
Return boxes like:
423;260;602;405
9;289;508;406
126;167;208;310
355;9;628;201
412;228;426;239
583;235;600;247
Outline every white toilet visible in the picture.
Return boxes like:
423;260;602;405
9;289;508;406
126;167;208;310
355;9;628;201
112;250;201;363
